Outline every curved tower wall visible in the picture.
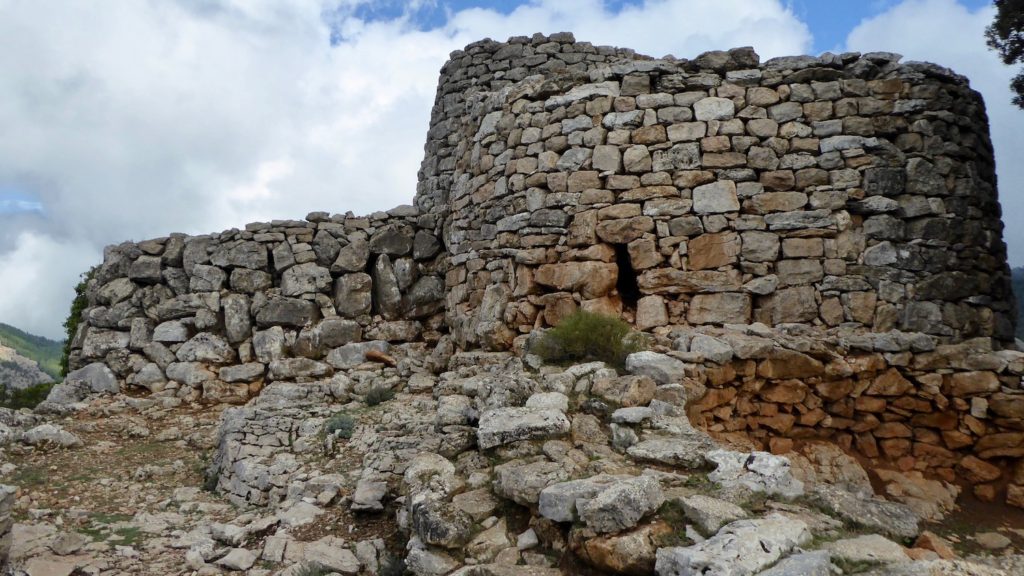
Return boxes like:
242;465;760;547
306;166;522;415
416;33;1014;350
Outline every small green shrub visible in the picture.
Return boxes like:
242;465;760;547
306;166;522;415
0;382;55;410
365;386;396;406
324;412;356;439
60;267;96;377
533;310;647;370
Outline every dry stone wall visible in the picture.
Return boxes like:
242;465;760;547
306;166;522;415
416;33;1014;350
65;209;446;406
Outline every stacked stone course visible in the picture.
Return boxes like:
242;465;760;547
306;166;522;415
67;209;445;406
66;33;1024;504
415;33;1013;350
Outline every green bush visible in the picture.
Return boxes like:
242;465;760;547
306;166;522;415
533;310;647;371
0;382;55;410
324;412;356;439
365;386;396;406
60;267;95;377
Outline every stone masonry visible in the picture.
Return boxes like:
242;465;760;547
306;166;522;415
64;33;1024;507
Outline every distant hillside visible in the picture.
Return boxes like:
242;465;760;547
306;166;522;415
0;323;62;380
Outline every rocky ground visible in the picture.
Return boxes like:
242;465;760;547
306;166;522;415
2;345;1024;576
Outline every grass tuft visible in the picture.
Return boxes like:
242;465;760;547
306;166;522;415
365;386;396;406
324;412;356;439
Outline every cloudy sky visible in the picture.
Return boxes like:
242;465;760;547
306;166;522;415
0;0;1017;340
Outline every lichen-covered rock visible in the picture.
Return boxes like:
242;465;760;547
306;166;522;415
477;408;570;450
655;514;811;576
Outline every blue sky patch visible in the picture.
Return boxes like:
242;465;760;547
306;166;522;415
0;188;44;215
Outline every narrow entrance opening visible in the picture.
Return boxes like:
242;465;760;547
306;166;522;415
613;243;641;310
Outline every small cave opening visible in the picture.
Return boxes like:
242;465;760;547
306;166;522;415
613;243;641;310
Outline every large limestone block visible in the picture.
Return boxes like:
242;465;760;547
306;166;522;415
655;514;810;576
679;494;749;535
372;254;403;320
693;181;739;214
627;435;717;469
707;450;804;499
688;232;740;270
331;237;370;273
369;224;415;256
256;297;320;328
687;293;751;324
334;272;373;318
493;459;573;506
624;352;687;385
538;474;630;523
597;217;655;244
281;262;332;296
176;333;236;364
477;407;570;449
534;262;618;299
81;329;130;359
578;475;665;534
211;241;268;270
693;97;735;121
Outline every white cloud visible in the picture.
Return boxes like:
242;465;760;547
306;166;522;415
846;0;1024;265
0;233;96;340
0;0;811;338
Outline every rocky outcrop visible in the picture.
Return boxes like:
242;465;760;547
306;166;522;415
0;345;52;391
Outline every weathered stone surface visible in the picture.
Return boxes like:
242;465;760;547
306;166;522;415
624;352;686;385
810;484;920;540
176;333;236;364
679;494;749;535
627;435;717;469
534;262;618;299
827;534;908;565
578;475;665;533
493;459;573;506
256;297;320;328
689;232;740;270
687;293;751;324
477;408;570;449
539;475;630;523
707;450;804;498
281;263;332;296
655;514;810;576
334;272;373;318
693;181;740;214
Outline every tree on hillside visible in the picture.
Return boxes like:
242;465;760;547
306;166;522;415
986;0;1024;108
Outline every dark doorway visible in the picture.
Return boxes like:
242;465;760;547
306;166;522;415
614;243;641;309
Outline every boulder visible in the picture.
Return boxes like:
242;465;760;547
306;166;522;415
624;352;687;385
477;408;571;449
655;514;810;576
579;475;665;534
707;450;804;498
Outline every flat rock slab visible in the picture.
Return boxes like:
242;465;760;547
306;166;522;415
810;484;920;540
655;513;811;576
707;450;804;499
625;351;688;385
756;550;832;576
477;408;570;449
539;474;630;523
627;435;716;469
679;494;749;536
827;534;908;564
